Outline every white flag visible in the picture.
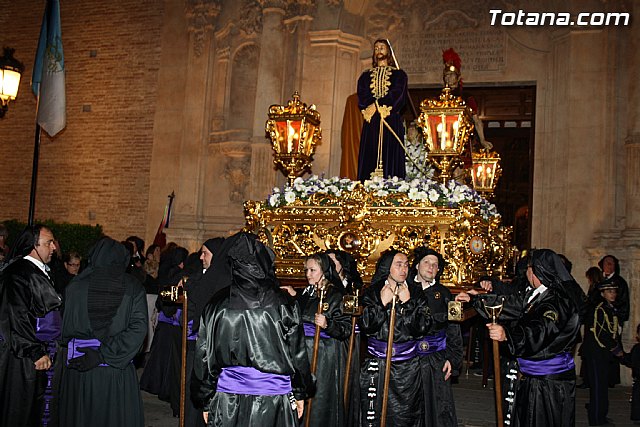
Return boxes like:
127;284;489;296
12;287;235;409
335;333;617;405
31;0;66;137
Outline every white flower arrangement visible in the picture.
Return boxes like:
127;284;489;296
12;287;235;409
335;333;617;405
266;175;500;220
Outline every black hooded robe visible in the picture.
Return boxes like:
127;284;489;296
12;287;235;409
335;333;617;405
58;239;148;427
298;284;351;427
0;259;62;427
191;232;314;427
473;249;582;427
358;278;426;427
414;282;462;427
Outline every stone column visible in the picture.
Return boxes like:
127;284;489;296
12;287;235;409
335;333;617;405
249;1;287;200
163;0;221;249
624;19;640;231
301;30;365;177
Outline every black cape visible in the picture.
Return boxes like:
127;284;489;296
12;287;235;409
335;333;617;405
59;238;148;427
0;258;61;427
191;232;314;426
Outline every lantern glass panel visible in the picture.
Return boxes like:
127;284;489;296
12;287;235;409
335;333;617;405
0;69;21;101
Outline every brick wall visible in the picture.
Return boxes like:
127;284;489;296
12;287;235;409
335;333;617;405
0;0;164;244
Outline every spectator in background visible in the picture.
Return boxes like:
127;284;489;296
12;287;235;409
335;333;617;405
146;244;161;265
578;267;605;390
582;278;620;426
599;255;629;389
126;236;145;267
142;246;160;355
52;251;82;296
586;266;605;298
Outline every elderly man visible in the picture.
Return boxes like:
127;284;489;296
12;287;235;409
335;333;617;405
457;249;583;427
0;225;62;427
410;247;462;427
359;249;427;427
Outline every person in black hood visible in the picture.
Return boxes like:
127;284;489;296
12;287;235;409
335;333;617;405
326;248;363;427
359;249;428;427
457;248;583;427
59;237;147;427
140;244;189;416
0;224;62;427
191;232;314;426
295;252;350;427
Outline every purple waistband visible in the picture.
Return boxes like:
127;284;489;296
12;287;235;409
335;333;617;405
303;322;330;339
517;352;575;376
186;319;198;341
216;366;292;395
158;309;182;326
367;338;418;361
417;329;447;355
36;310;62;342
67;338;108;367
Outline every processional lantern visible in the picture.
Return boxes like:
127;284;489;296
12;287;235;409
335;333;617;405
0;47;24;118
265;91;322;185
471;149;502;196
416;86;473;183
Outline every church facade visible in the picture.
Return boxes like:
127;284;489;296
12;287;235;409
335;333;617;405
1;0;638;377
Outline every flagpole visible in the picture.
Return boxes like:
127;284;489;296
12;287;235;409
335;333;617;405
28;123;42;227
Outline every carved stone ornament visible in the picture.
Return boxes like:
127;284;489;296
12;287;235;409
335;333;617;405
238;0;263;35
220;141;251;203
185;0;222;56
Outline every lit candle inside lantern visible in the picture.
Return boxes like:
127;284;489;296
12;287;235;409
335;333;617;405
452;120;459;149
440;115;446;150
437;121;445;150
287;121;296;153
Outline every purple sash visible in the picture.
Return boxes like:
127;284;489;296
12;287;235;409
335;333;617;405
367;337;418;361
417;329;447;355
36;310;62;342
216;366;292;395
157;309;182;326
303;322;330;339
517;352;575;376
186;319;198;341
66;338;108;367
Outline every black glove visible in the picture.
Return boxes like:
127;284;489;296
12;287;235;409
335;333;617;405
68;346;104;371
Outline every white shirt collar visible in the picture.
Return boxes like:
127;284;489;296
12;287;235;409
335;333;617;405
24;255;50;277
414;274;436;289
527;284;547;303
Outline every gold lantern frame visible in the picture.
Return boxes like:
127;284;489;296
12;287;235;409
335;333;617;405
471;149;502;196
265;91;322;185
417;87;473;183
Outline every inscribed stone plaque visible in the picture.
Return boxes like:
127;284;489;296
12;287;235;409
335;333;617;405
394;28;506;75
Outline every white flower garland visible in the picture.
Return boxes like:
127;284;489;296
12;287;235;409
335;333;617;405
266;175;499;220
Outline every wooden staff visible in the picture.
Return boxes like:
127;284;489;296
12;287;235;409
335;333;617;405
380;284;400;427
342;289;361;409
179;284;188;427
304;285;326;427
159;278;188;427
483;298;505;427
343;315;358;409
